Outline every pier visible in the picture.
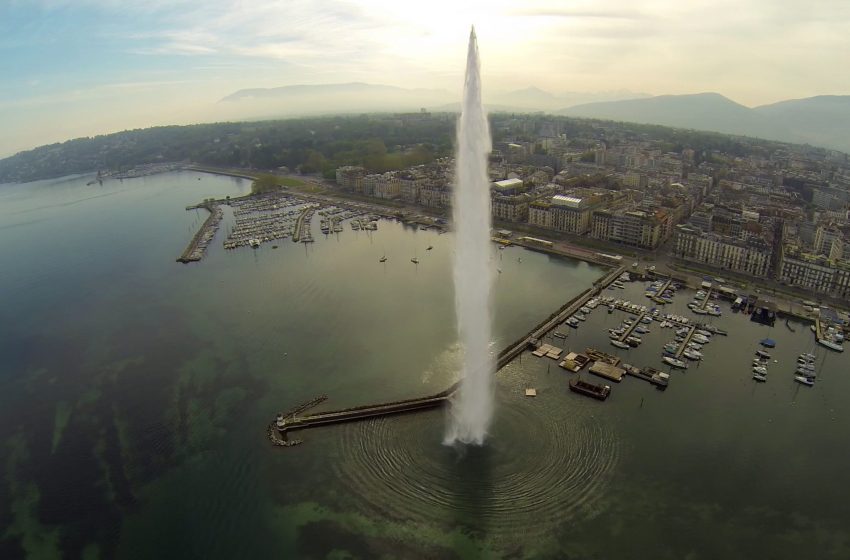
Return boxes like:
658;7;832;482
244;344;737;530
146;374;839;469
623;364;669;388
674;326;698;359
291;206;315;243
650;277;673;305
269;263;627;446
275;390;453;439
618;312;647;343
700;286;714;311
177;202;222;263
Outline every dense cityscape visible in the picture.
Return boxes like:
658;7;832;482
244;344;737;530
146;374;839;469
328;112;850;306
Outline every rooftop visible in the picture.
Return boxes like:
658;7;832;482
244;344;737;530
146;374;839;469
552;194;584;208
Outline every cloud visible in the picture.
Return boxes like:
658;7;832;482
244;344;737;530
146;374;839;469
2;0;850;155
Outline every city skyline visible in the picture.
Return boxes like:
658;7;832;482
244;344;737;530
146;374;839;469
2;0;849;157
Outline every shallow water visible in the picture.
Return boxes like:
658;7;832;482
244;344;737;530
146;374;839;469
1;171;615;559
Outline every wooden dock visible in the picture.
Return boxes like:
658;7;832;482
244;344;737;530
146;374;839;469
588;361;626;382
585;347;622;366
619;312;647;342
674;326;697;358
650;278;673;305
623;364;669;388
700;287;714;311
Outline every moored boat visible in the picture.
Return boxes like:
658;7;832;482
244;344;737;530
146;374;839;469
569;378;611;400
817;337;844;352
683;349;703;360
663;356;688;369
610;340;630;349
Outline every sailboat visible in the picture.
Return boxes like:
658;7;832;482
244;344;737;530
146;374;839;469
379;254;387;263
411;256;419;264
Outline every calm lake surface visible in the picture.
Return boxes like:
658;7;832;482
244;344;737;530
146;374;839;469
1;171;848;559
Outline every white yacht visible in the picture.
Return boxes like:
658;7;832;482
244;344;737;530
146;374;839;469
663;356;688;369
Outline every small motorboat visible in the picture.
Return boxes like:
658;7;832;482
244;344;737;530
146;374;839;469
795;375;814;386
663;356;688;369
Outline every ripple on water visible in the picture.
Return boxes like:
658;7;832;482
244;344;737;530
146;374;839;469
333;389;620;539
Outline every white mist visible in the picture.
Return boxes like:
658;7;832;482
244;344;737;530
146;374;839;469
444;27;494;446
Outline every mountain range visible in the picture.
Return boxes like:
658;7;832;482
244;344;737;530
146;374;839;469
218;82;649;118
220;84;849;153
561;92;850;153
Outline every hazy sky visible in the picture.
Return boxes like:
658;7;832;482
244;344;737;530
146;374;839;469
2;0;849;157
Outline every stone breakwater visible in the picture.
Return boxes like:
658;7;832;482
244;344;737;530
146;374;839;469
177;202;223;263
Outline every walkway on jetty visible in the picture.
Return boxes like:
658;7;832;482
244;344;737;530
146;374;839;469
270;264;626;446
276;389;454;438
618;312;646;342
674;326;698;359
177;202;222;263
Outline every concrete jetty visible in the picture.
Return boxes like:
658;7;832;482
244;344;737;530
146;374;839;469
275;391;452;439
177;202;222;263
268;257;627;447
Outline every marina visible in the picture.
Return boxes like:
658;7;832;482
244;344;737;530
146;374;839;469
179;189;408;258
195;215;849;428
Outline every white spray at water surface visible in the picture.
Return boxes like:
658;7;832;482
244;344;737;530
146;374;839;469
444;27;494;446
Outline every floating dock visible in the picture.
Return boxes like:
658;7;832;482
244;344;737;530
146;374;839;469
585;347;622;366
559;351;590;372
623;364;669;388
588;361;626;383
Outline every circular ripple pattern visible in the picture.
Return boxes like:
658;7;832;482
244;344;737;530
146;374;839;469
333;394;620;539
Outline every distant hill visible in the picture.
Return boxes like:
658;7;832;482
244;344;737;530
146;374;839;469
219;82;651;119
560;92;850;153
218;82;456;120
753;95;850;154
491;87;650;111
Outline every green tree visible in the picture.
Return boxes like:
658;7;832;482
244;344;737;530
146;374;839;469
251;174;281;194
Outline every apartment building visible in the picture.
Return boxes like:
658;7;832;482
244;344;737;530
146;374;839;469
674;224;772;277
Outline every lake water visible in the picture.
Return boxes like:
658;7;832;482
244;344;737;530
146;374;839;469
1;171;848;559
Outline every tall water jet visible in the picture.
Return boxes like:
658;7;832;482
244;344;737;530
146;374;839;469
445;27;494;446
